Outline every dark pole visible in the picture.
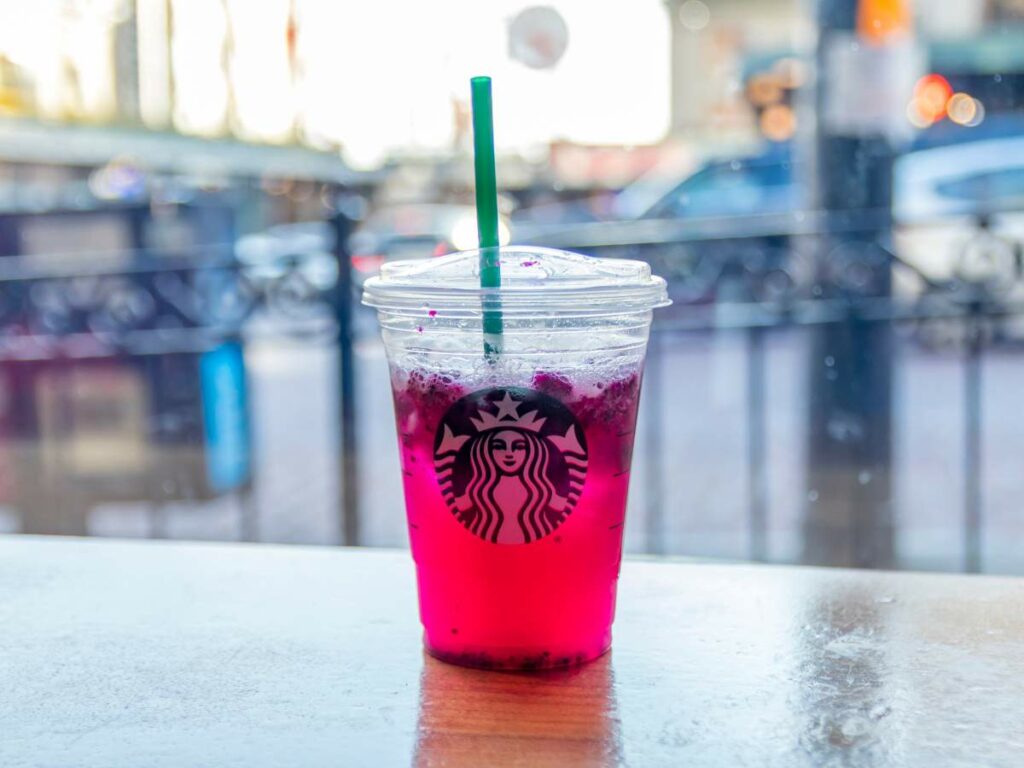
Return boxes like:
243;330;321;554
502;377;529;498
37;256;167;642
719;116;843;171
643;328;665;555
963;299;983;573
332;199;360;546
747;325;767;561
803;0;897;568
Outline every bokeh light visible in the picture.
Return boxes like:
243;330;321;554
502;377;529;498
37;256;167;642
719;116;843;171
747;74;783;108
759;104;796;142
947;92;985;127
907;73;953;127
678;0;710;32
905;99;932;128
857;0;913;44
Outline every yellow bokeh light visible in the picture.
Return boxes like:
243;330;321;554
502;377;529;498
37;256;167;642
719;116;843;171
747;74;783;108
905;99;932;128
947;92;977;126
917;83;950;120
759;104;796;142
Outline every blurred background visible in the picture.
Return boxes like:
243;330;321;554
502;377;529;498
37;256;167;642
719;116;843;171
0;0;1022;573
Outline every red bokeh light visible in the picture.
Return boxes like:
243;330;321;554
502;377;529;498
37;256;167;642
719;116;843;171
909;74;954;126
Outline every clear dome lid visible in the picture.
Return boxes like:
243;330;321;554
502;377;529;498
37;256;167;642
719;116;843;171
362;246;670;317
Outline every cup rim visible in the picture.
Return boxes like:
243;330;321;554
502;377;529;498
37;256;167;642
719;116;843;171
361;245;671;316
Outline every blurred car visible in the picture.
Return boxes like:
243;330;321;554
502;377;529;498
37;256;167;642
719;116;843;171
643;115;1024;223
893;137;1024;286
639;135;1024;287
348;203;510;285
894;138;1024;220
509;191;614;229
640;145;800;220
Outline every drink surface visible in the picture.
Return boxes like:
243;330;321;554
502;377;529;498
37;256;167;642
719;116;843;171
391;363;643;670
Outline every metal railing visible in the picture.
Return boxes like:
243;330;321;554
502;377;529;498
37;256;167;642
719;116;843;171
519;210;1024;571
2;205;1023;571
0;218;343;539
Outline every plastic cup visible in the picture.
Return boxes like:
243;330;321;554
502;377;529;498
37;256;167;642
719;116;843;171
363;246;669;670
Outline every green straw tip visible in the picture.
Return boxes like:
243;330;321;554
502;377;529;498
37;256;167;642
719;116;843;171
470;73;500;254
469;74;502;356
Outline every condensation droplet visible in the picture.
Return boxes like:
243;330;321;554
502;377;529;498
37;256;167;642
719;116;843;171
824;356;835;367
858;470;872;485
827;413;864;443
808;489;819;502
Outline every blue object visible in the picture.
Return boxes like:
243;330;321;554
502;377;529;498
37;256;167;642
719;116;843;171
200;342;251;492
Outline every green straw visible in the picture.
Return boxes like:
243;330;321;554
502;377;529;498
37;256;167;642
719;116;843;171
470;76;503;358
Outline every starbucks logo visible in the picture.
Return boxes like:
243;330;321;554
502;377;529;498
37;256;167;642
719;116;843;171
433;387;588;544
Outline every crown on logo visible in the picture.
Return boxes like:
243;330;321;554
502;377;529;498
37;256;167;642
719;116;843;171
470;391;547;433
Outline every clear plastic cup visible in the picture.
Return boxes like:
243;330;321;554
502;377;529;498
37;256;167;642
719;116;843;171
363;246;669;670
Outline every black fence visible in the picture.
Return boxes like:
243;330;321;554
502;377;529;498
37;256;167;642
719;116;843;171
0;201;347;540
1;203;1022;572
520;208;1024;572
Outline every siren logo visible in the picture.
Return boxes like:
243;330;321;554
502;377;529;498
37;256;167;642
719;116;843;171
433;387;588;544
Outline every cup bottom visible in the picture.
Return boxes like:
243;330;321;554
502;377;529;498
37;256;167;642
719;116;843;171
424;637;611;672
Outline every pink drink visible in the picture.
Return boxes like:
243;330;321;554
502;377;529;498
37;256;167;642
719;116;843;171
391;365;643;670
364;245;667;670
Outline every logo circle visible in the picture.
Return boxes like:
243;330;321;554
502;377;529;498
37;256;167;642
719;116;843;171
433;387;588;544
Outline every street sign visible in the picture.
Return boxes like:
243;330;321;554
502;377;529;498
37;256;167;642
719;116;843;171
821;32;924;139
